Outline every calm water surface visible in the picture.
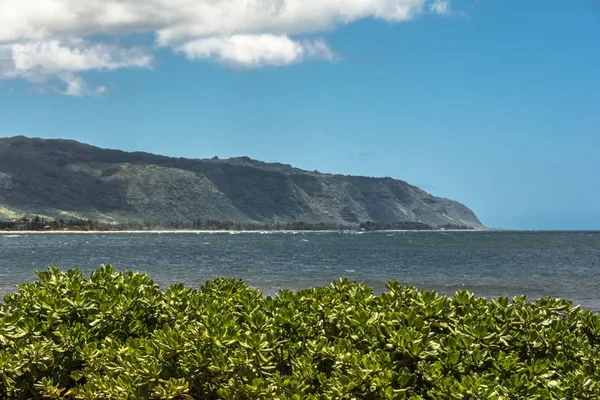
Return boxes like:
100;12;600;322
1;231;599;310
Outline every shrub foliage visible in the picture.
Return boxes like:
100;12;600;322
1;265;599;399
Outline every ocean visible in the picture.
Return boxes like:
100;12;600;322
1;231;599;311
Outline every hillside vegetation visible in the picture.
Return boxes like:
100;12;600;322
0;136;483;229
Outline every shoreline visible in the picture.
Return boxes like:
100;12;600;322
0;229;482;235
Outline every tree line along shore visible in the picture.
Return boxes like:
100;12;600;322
1;216;474;232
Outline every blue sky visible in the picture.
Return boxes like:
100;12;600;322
1;0;599;230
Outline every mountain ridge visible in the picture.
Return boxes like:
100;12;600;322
0;136;484;229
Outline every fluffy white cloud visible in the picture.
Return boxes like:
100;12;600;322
0;0;445;44
177;35;335;67
0;0;450;95
0;39;153;96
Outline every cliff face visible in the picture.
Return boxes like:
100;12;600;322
0;136;484;228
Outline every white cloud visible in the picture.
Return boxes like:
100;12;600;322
177;35;335;67
0;0;451;95
429;0;450;15
0;39;153;96
57;73;110;97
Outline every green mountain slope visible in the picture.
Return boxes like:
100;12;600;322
0;136;484;228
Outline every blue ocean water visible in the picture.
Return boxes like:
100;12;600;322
1;231;599;310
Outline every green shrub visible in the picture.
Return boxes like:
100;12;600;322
1;265;599;399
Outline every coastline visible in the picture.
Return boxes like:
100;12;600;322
0;229;482;235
